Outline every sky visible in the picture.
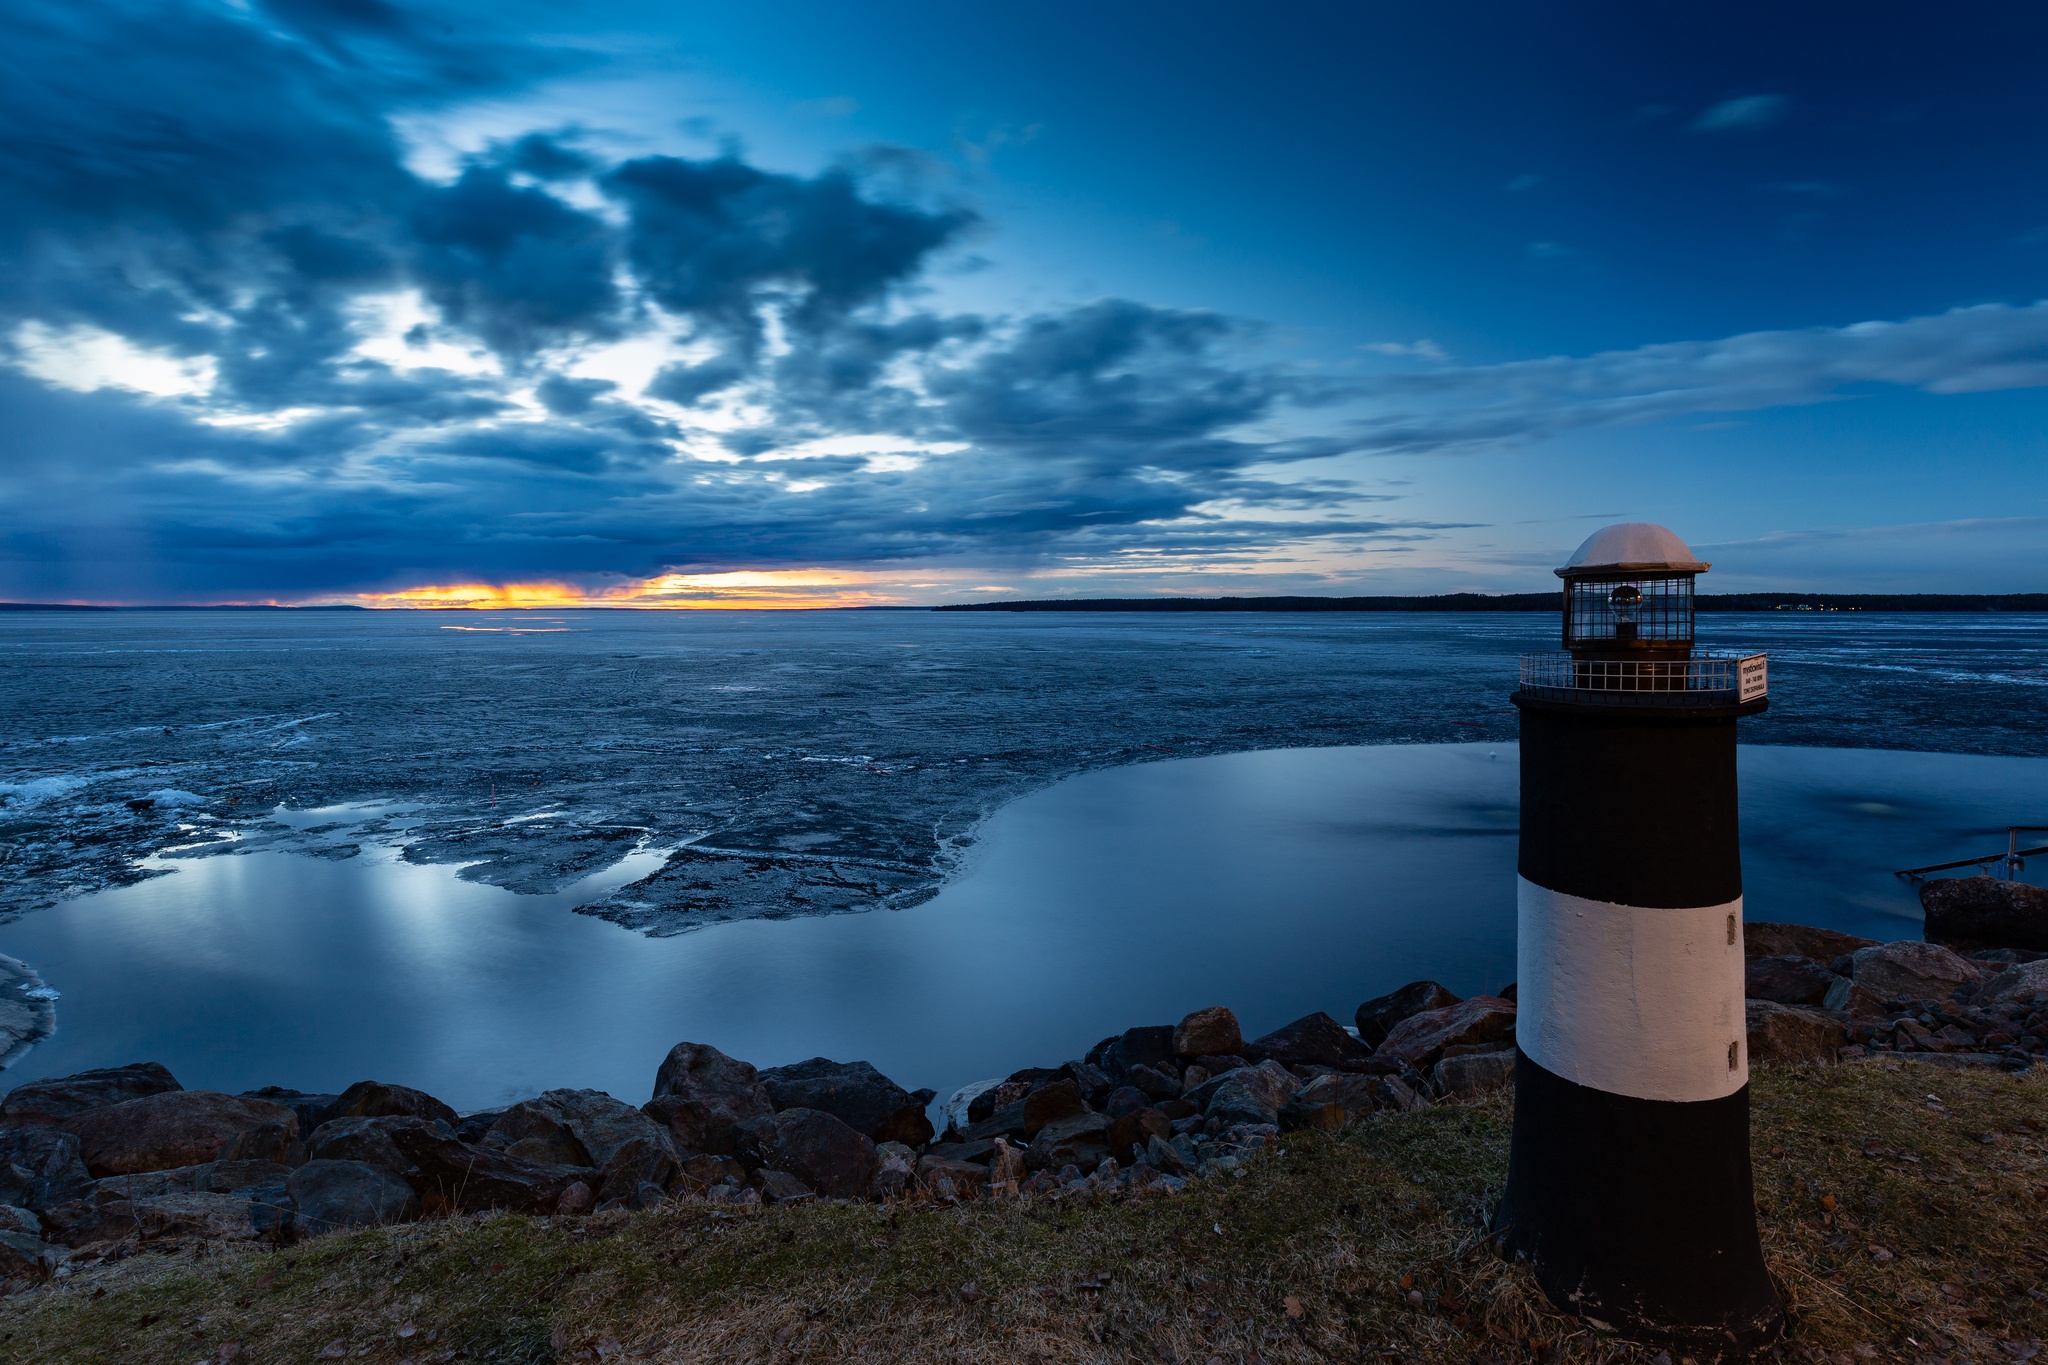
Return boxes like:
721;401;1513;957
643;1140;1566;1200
3;1;2047;606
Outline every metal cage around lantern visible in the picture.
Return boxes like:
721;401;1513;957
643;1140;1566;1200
1562;572;1695;654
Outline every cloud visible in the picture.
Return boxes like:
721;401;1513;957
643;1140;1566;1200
0;3;2043;604
1360;340;1448;361
1331;301;2048;458
1691;94;1790;133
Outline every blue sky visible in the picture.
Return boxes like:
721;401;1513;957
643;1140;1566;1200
3;1;2046;604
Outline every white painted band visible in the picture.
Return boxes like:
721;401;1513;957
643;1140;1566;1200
1517;877;1749;1103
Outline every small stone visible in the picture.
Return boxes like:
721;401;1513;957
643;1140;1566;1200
555;1181;596;1215
317;1343;347;1360
958;1281;980;1303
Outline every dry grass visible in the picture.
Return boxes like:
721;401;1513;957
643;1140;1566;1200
2;1059;2043;1364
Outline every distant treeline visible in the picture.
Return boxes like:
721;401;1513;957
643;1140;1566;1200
935;593;2048;613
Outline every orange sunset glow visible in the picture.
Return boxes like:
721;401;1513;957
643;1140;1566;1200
332;570;901;610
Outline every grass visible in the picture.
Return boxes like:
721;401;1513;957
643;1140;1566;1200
2;1059;2043;1364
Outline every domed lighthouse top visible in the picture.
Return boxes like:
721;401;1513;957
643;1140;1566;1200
1557;522;1710;579
1554;522;1707;657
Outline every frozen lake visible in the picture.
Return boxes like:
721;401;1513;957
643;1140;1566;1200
2;741;2042;1112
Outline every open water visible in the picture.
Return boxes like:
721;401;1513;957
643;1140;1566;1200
0;609;2044;1107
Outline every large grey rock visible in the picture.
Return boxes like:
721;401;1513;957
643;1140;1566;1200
0;1126;93;1210
326;1080;457;1126
645;1042;775;1155
1106;1107;1173;1163
1203;1060;1303;1125
1921;876;2048;952
59;1091;298;1176
1173;1007;1243;1062
1744;955;1837;1006
303;1115;441;1177
386;1126;592;1213
0;1227;65;1278
220;1121;303;1166
522;1090;675;1168
757;1108;877;1199
239;1088;340;1136
1354;981;1460;1049
595;1137;680;1205
126;1190;274;1242
868;1142;918;1201
1;1063;181;1128
1023;1112;1111;1174
1745;1000;1848;1064
1846;941;1981;1003
1019;1079;1088;1136
1243;1012;1373;1068
1742;922;1878;962
1823;975;1889;1019
288;1160;420;1237
1098;1026;1176;1079
1974;959;2048;1005
757;1058;933;1147
1290;1072;1380;1121
1376;996;1517;1070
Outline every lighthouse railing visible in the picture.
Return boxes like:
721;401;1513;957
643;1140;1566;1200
1517;650;1767;706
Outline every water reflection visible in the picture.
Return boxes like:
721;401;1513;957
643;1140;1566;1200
1;743;2042;1111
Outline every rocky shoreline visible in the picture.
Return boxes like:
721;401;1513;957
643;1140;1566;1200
0;890;2044;1292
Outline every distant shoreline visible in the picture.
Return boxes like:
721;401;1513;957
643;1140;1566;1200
934;592;2048;613
4;593;2046;613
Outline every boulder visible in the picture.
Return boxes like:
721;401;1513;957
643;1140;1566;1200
59;1091;298;1177
1100;1026;1177;1079
647;1042;777;1154
0;1227;65;1278
239;1088;339;1135
757;1108;877;1199
1203;1060;1304;1125
326;1080;457;1126
1173;1007;1243;1062
1023;1112;1111;1174
869;1142;918;1201
1100;1086;1152;1119
525;1090;675;1168
1243;1012;1374;1068
1435;1050;1517;1098
1122;1064;1180;1102
756;1170;816;1204
1145;1133;1191;1175
1742;922;1878;962
757;1058;933;1147
989;1137;1028;1190
303;1116;441;1177
915;1156;989;1198
1376;997;1517;1071
1289;1072;1379;1122
1354;981;1461;1050
1745;1001;1849;1064
940;1079;1001;1135
125;1190;275;1242
1744;954;1837;1006
1020;1079;1088;1136
1920;876;2048;952
194;1159;295;1194
1106;1107;1173;1164
0;1204;38;1237
596;1137;680;1206
288;1160;419;1237
1;1062;181;1128
37;1189;135;1247
0;1127;94;1210
385;1127;593;1213
1846;941;1981;1003
1823;976;1889;1020
1063;1061;1114;1103
484;1103;589;1166
220;1121;303;1166
1974;959;2048;1006
0;1160;32;1208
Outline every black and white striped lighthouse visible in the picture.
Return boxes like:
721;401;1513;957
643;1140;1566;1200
1497;523;1781;1351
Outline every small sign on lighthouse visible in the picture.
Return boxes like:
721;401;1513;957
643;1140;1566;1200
1739;652;1768;703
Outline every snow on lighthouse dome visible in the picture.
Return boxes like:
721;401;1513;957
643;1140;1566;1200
1556;522;1710;578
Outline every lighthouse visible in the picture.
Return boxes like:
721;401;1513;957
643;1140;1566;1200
1496;523;1781;1350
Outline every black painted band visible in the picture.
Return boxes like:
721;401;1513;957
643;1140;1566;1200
1517;702;1744;908
1496;1049;1782;1350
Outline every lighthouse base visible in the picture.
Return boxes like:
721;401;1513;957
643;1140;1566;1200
1495;1049;1783;1354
